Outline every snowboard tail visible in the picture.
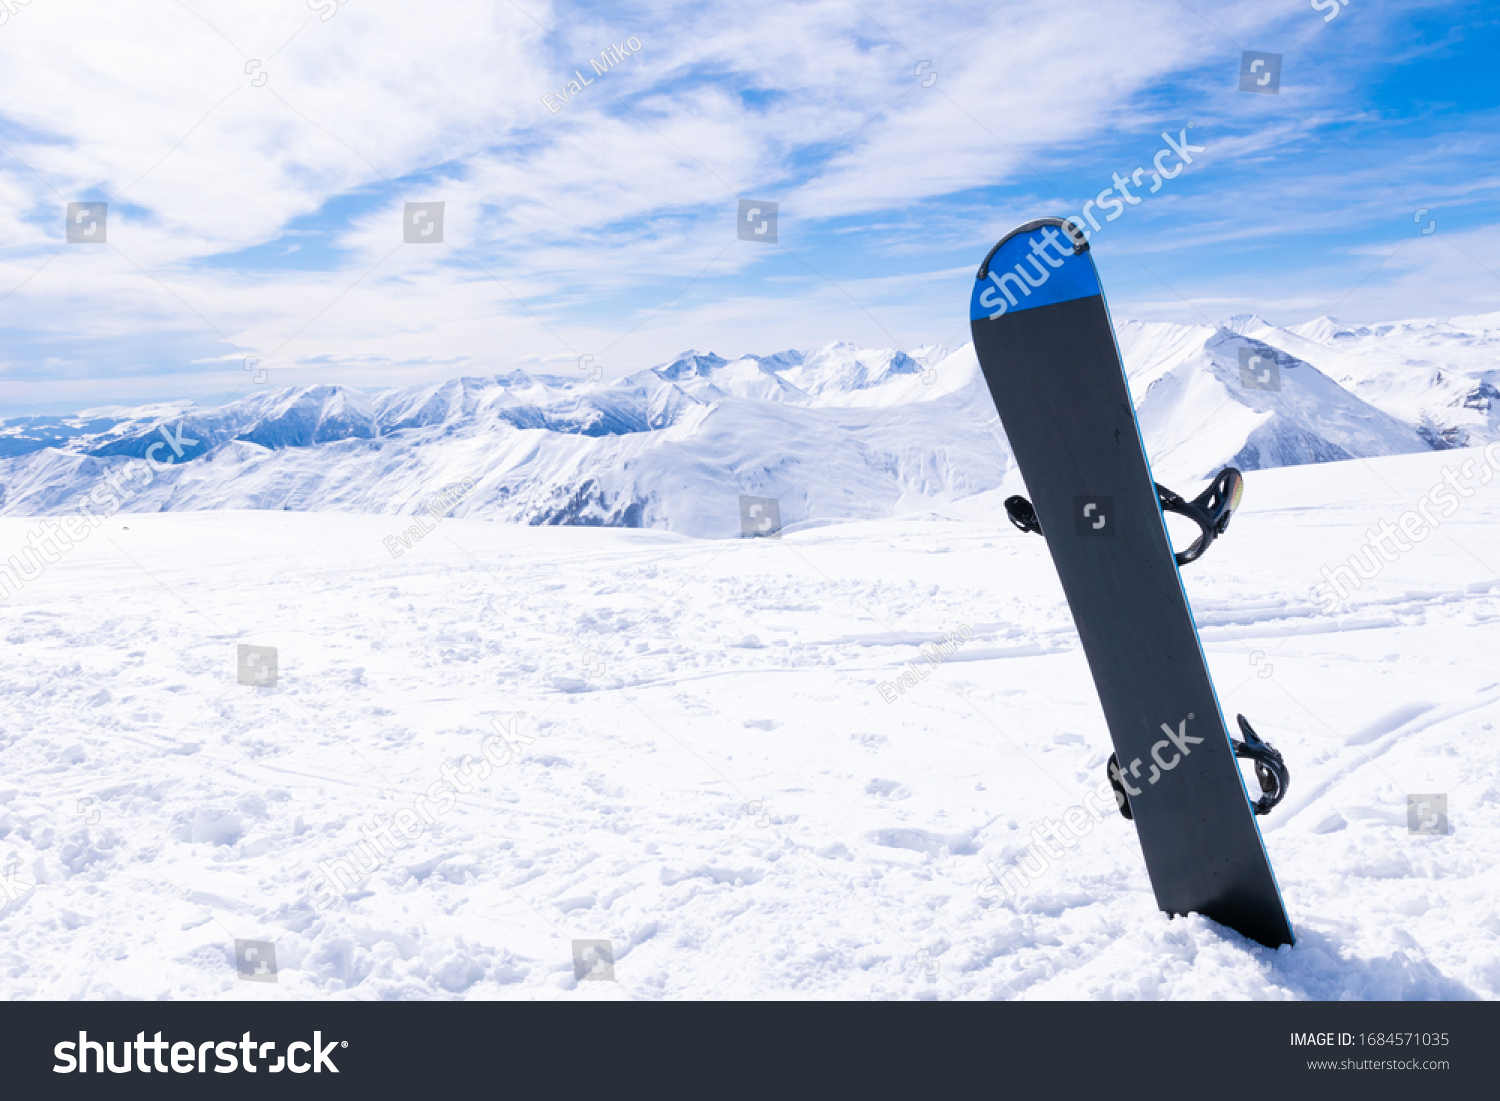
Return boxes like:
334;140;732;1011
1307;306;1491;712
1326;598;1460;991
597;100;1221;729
970;219;1294;948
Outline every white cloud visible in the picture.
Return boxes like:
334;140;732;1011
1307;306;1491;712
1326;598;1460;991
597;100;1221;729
0;0;1491;409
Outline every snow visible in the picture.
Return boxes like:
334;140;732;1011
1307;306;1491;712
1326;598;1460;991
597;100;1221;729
0;343;1017;534
1117;322;1429;485
1269;316;1500;449
0;319;1465;532
2;447;1497;999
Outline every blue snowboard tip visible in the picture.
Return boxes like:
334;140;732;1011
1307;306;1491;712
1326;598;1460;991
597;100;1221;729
971;218;1101;322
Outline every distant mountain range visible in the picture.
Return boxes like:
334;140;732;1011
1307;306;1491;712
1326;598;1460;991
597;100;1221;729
1235;312;1500;450
1;310;1495;537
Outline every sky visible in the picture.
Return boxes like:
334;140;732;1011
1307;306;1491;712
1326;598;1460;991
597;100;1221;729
0;0;1497;413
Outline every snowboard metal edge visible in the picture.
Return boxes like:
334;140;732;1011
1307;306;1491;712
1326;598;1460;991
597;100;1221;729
1089;263;1296;949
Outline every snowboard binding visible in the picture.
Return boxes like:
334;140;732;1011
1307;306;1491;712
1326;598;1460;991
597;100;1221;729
1006;467;1244;567
1106;754;1136;820
1003;495;1042;534
1232;714;1289;816
1156;467;1244;566
1105;712;1289;820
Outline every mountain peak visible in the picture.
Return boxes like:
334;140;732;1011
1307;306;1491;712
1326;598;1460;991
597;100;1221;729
1;322;1490;533
654;351;729;381
1288;315;1365;344
1222;314;1274;335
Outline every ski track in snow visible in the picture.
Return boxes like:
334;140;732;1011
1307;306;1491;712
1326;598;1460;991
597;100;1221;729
1;450;1497;1000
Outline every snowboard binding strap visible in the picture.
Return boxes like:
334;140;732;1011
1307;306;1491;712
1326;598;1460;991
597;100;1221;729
1106;712;1289;820
1232;714;1289;816
1006;467;1244;567
1156;467;1243;566
1003;495;1042;534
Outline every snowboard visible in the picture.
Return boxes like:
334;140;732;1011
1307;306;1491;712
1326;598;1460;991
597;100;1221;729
969;218;1294;948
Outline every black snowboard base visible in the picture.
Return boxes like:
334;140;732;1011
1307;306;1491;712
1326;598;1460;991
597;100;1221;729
970;218;1294;948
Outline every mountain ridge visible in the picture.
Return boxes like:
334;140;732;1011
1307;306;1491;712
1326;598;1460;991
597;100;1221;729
1;314;1493;536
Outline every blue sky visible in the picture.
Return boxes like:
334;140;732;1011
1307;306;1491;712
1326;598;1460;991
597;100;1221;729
0;0;1496;413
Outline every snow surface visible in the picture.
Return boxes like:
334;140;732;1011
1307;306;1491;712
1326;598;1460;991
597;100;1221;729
2;448;1498;999
1258;314;1500;450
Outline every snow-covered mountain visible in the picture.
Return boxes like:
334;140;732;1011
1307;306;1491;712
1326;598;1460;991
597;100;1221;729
0;312;1486;535
1116;321;1431;486
0;345;1011;539
1231;312;1500;450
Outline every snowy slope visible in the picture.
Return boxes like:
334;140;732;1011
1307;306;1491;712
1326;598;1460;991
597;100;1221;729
0;345;1012;538
0;342;1008;535
1;448;1496;999
0;315;1484;531
1116;322;1430;486
1244;313;1500;449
